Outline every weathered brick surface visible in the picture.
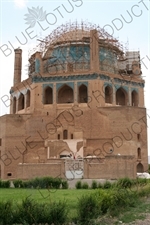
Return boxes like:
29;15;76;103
0;106;148;180
0;29;148;180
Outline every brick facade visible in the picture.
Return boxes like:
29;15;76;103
0;24;148;180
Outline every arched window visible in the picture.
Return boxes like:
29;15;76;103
58;85;73;103
131;90;138;106
137;163;144;172
44;87;53;104
63;130;68;139
13;97;17;114
116;88;128;106
105;86;113;103
137;134;140;141
18;93;24;111
78;84;87;103
26;90;30;107
137;148;141;159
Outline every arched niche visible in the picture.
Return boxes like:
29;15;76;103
78;84;87;103
58;84;73;103
116;87;128;106
44;86;53;104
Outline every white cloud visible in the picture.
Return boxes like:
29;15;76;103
14;0;28;8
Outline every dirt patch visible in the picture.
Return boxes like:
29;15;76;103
127;214;150;225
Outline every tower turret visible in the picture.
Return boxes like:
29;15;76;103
13;48;22;86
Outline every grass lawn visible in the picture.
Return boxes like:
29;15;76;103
0;188;95;219
1;186;150;224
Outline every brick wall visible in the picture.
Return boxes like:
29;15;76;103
84;155;136;179
16;156;136;180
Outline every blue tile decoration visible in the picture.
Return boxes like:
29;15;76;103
44;45;90;73
131;87;138;93
77;81;88;87
104;82;113;88
99;47;117;73
32;73;144;90
43;83;53;89
114;84;129;92
56;82;74;91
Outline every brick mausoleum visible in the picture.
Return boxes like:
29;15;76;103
0;22;148;180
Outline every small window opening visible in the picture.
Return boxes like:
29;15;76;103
63;130;68;139
71;134;73;139
7;173;12;177
58;134;60;140
137;148;141;159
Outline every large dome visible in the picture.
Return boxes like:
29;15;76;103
36;21;123;57
28;22;124;75
52;29;90;43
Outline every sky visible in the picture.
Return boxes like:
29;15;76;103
0;0;149;153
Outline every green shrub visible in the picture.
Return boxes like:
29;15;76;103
103;180;112;189
95;189;112;214
109;188;138;216
21;180;32;188
39;177;62;189
42;176;52;188
98;182;103;188
138;185;150;197
61;180;69;189
77;194;101;224
48;201;68;225
1;180;10;188
13;179;23;188
117;177;133;189
91;180;98;189
0;197;68;225
111;181;117;188
75;180;82;189
95;188;138;216
52;177;62;189
30;177;41;188
82;182;89;189
8;177;66;190
136;178;148;186
16;197;36;224
14;197;47;224
115;188;137;206
17;199;68;225
0;201;13;224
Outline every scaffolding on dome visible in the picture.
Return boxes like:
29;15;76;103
28;21;142;77
29;21;124;58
